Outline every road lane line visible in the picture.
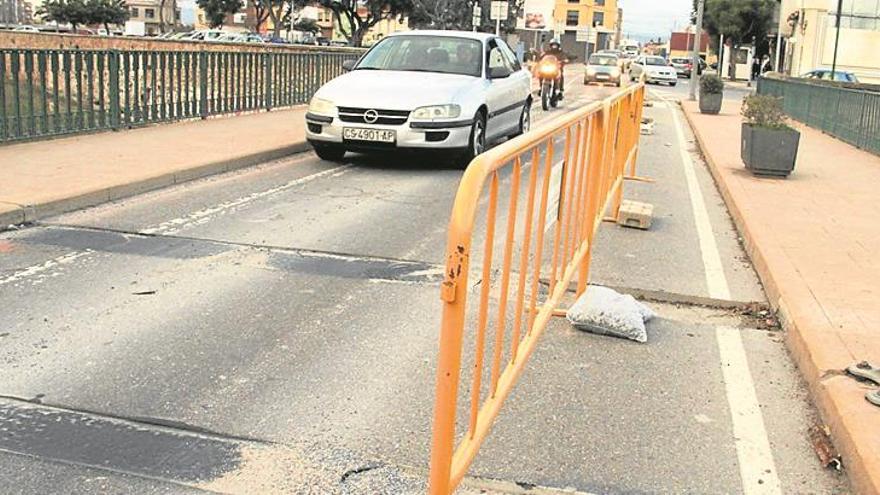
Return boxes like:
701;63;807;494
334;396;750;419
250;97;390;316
141;165;352;235
0;250;92;287
660;90;782;495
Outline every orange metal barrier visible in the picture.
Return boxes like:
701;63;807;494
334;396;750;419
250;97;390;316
428;83;646;494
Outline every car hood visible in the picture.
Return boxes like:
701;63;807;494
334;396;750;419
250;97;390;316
315;70;481;110
644;65;675;74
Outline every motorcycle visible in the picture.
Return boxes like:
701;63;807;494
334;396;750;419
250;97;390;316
536;55;563;111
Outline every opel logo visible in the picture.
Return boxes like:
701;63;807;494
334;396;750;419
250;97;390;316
363;109;379;124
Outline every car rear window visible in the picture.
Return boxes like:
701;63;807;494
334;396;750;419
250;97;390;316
645;57;668;66
355;35;483;77
589;55;618;66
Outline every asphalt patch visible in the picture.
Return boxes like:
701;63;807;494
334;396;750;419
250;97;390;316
0;397;241;484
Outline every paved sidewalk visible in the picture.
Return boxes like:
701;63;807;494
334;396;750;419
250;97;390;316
0;107;309;228
683;100;880;495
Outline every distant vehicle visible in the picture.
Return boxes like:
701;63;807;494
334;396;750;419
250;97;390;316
305;31;532;166
13;25;39;32
329;40;348;47
315;36;330;46
629;56;677;86
597;49;630;70
584;53;621;86
800;69;858;83
621;40;639;57
168;31;193;40
184;30;225;41
669;57;706;78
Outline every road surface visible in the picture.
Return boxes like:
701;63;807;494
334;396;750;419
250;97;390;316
0;72;849;494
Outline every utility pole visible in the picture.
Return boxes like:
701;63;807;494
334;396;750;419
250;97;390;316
831;0;843;80
689;0;705;101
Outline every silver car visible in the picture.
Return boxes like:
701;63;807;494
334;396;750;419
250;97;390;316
584;54;622;86
305;31;532;166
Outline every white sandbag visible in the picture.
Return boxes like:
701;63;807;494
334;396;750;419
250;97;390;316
566;286;654;343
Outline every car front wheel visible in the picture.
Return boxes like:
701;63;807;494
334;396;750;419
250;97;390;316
459;113;487;169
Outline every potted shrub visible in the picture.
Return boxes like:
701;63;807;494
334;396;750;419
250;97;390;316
741;95;800;177
699;74;724;114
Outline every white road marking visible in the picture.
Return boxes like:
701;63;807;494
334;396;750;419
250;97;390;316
141;165;351;235
659;90;782;495
0;250;92;287
1;165;351;286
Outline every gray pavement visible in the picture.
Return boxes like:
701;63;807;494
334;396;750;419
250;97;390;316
0;79;849;494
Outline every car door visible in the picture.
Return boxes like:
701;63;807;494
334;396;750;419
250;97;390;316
485;39;520;139
498;39;530;123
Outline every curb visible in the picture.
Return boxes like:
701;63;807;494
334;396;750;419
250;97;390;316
681;102;879;495
1;141;312;230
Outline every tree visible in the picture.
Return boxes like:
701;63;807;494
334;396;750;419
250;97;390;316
86;0;129;34
292;17;320;33
409;0;472;30
38;0;90;32
196;0;242;28
696;0;775;77
312;0;413;47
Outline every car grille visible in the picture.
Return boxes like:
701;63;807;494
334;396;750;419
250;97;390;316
337;107;410;125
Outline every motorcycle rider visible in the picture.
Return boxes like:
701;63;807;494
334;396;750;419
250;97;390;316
541;39;568;99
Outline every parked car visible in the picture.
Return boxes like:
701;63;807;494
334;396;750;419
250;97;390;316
305;31;532;166
316;37;330;46
12;25;40;32
800;69;859;83
669;57;706;78
184;30;225;41
629;56;678;86
584;53;622;86
329;40;348;47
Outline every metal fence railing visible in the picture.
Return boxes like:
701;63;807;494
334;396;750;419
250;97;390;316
0;48;359;143
429;84;645;493
758;76;880;156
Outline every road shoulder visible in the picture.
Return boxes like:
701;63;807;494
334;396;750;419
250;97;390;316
682;99;880;495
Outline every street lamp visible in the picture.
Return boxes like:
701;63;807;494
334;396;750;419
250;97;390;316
831;0;843;80
689;0;705;101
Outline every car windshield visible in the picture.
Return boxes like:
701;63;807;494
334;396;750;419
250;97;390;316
671;58;689;64
645;57;668;66
589;55;618;66
355;36;483;77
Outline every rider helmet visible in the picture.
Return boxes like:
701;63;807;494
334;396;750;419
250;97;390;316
549;38;561;49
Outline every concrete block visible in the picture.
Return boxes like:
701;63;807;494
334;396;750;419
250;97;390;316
617;200;654;230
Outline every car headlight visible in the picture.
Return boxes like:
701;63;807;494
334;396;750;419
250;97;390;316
610;68;620;77
411;104;461;121
309;97;336;115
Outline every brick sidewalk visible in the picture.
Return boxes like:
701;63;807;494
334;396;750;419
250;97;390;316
682;100;880;495
0;107;309;227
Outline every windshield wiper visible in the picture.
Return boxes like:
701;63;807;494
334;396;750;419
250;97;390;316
354;67;383;71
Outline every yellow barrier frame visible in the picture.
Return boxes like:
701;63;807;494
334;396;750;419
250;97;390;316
429;83;646;494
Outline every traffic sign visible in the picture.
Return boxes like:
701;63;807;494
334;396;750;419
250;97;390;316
490;1;508;21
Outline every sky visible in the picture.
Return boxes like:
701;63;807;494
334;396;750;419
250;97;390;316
619;0;694;42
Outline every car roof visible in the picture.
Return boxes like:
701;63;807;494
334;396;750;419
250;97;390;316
387;30;496;42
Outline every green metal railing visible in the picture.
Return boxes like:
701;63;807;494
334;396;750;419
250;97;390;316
758;76;880;156
0;48;359;143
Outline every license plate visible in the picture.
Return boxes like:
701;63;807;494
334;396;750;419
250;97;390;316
343;127;395;143
596;74;609;79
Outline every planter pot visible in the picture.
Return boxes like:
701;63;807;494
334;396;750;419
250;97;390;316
741;123;800;177
699;92;723;114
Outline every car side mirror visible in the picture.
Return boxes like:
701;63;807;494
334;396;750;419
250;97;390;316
342;60;356;72
488;66;512;79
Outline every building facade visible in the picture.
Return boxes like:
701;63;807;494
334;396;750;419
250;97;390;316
553;0;619;56
779;0;880;82
127;0;178;35
0;0;32;25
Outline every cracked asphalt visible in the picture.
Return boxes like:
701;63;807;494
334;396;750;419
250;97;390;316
0;77;851;494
